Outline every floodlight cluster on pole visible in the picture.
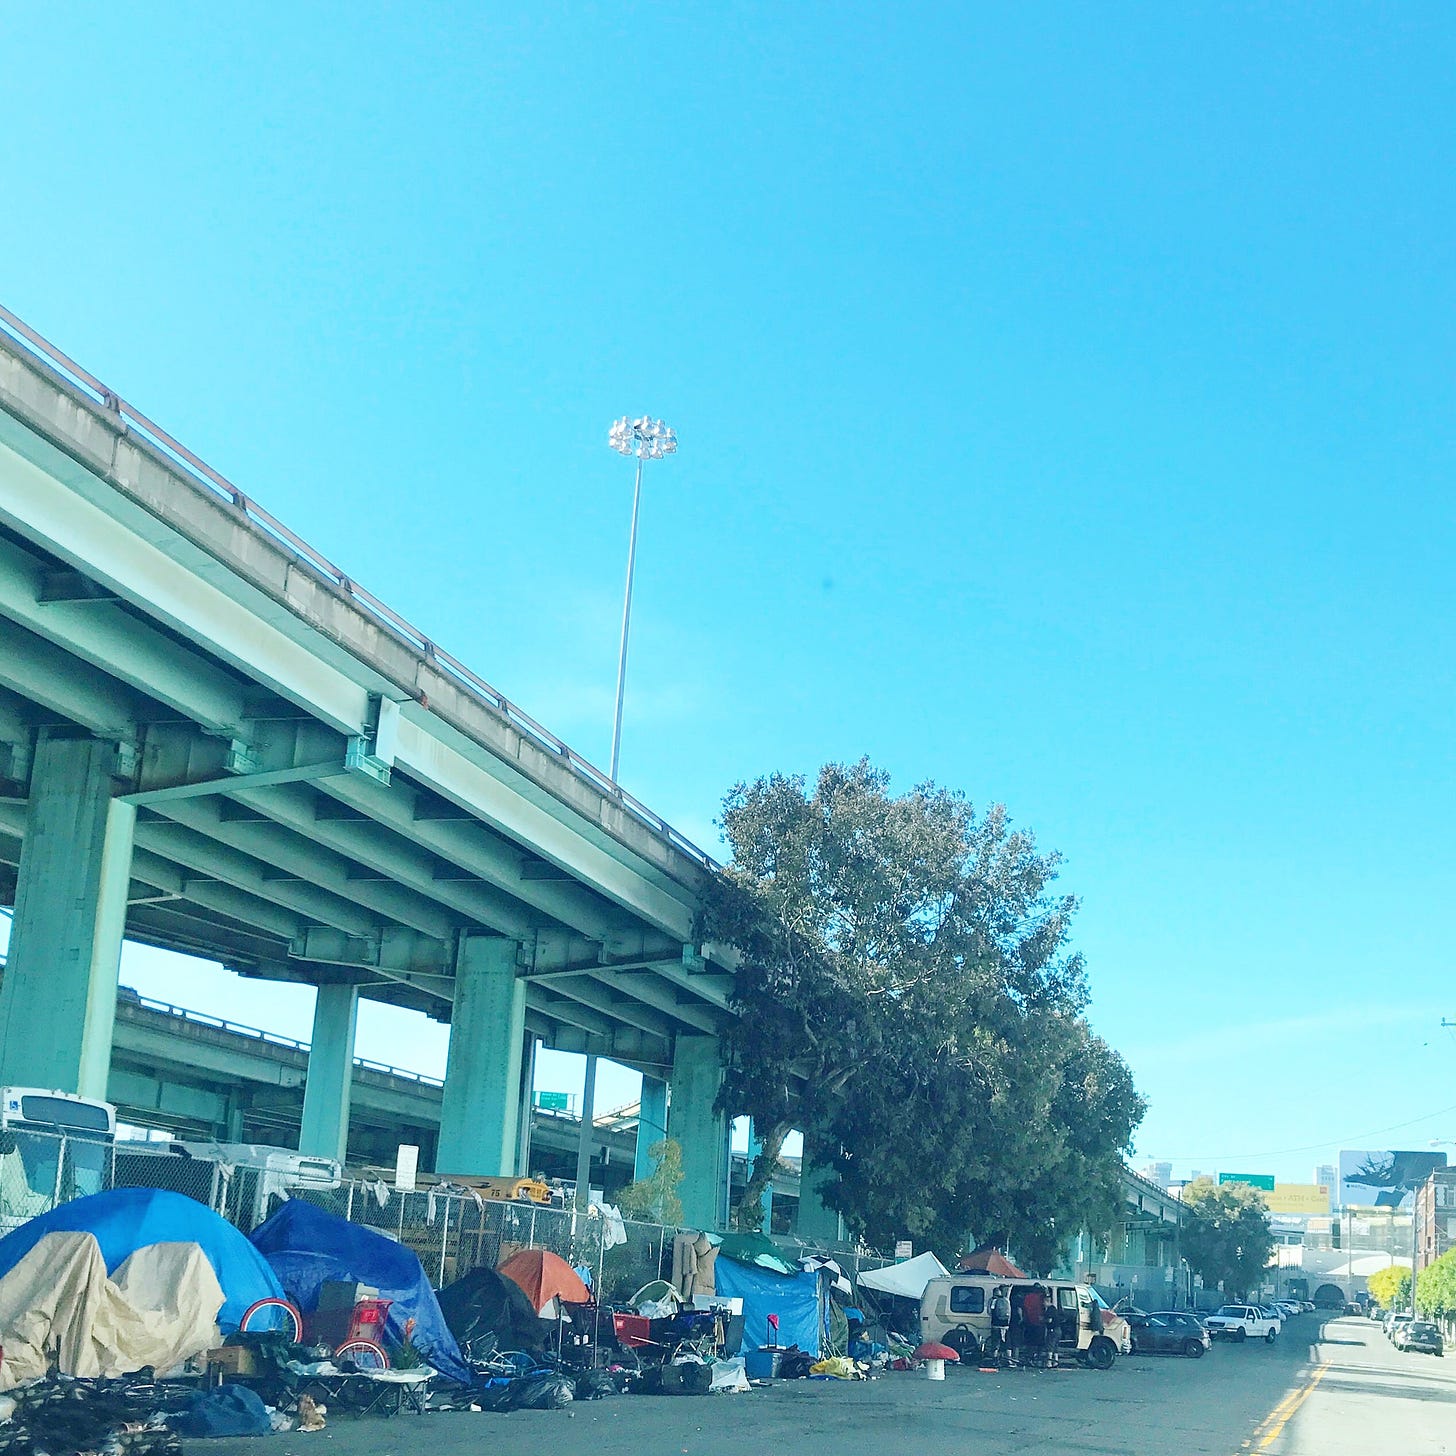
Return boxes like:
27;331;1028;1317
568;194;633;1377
606;416;677;782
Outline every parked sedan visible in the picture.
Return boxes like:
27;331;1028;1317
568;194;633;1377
1394;1321;1444;1356
1126;1311;1209;1358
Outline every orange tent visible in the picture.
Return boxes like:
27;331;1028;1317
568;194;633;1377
498;1248;590;1311
955;1246;1027;1278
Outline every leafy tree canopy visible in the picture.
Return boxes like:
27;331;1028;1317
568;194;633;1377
615;1138;685;1226
1179;1176;1275;1297
1416;1247;1456;1319
703;758;1144;1268
1369;1263;1412;1312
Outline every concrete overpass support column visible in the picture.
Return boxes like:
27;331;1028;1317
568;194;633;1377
574;1055;597;1209
634;1074;669;1181
299;983;359;1162
516;1034;538;1177
669;1036;726;1230
796;1140;845;1244
0;736;135;1097
436;936;523;1177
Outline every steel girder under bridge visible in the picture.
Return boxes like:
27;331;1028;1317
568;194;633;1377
0;310;736;1224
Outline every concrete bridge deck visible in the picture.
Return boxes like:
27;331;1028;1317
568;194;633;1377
0;308;742;1224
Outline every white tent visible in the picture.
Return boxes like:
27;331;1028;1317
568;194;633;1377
0;1231;224;1388
858;1251;950;1300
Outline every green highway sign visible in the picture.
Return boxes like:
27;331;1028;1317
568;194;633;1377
1219;1172;1275;1191
535;1091;570;1111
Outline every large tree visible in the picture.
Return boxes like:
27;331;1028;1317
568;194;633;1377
704;759;1144;1265
1179;1176;1275;1297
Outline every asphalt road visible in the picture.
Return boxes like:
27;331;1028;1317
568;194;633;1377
194;1313;1451;1456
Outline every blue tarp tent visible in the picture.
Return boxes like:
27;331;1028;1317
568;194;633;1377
0;1187;283;1328
714;1258;826;1358
250;1198;469;1382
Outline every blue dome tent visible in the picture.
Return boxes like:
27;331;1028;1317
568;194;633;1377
250;1198;469;1382
0;1187;284;1328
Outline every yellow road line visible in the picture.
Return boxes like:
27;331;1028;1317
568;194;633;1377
1253;1371;1310;1436
1251;1361;1331;1451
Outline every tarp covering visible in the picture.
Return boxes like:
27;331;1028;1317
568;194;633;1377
438;1265;553;1350
717;1230;797;1276
858;1251;950;1300
250;1198;469;1382
498;1248;589;1312
714;1258;824;1359
0;1187;282;1328
0;1232;225;1389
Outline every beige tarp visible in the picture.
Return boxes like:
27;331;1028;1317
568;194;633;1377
0;1232;224;1388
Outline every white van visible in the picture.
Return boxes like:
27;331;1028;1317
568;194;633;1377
920;1274;1130;1369
113;1139;341;1230
0;1088;116;1232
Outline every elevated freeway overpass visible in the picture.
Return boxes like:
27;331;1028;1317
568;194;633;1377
0;308;793;1231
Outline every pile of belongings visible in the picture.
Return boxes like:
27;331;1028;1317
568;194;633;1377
0;1189;284;1388
0;1377;185;1456
476;1366;628;1411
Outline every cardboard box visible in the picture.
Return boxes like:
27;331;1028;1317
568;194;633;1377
205;1345;257;1377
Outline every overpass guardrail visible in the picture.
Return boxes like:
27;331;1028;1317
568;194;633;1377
117;990;445;1086
0;303;718;872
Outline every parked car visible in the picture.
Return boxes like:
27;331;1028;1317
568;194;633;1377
1204;1305;1281;1343
1125;1311;1209;1358
1394;1321;1444;1357
1386;1313;1413;1342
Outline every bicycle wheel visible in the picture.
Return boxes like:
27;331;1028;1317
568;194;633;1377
335;1338;391;1371
238;1297;304;1342
492;1349;537;1376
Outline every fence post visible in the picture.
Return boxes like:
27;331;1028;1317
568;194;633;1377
439;1195;451;1286
529;1205;537;1250
54;1133;65;1207
346;1181;355;1223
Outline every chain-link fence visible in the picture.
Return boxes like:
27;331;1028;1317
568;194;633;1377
12;1128;891;1307
0;1125;115;1232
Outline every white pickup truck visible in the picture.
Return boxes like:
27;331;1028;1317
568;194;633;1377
1204;1305;1281;1343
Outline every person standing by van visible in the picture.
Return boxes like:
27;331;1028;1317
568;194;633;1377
1022;1284;1048;1368
988;1285;1012;1366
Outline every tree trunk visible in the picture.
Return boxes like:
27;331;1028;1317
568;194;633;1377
734;1122;790;1231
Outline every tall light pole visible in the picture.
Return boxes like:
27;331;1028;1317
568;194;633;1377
606;415;677;781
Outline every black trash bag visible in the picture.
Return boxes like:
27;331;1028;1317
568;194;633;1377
168;1384;274;1438
573;1369;619;1400
497;1373;576;1411
637;1361;713;1397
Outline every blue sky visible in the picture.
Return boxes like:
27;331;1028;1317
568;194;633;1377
2;4;1453;1183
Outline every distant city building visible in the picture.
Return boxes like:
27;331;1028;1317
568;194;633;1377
1414;1168;1456;1272
1140;1161;1173;1189
1314;1162;1337;1191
